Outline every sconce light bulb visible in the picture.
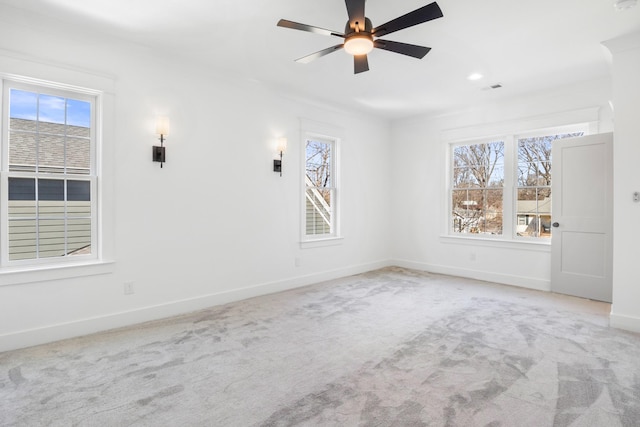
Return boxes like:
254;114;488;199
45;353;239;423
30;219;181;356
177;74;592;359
155;116;170;136
277;137;288;154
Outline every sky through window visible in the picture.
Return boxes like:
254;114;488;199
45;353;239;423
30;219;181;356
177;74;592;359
9;89;91;128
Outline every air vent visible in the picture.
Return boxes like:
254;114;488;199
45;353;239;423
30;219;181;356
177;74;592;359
482;83;503;91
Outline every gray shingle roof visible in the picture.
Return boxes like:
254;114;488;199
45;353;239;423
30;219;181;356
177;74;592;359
9;118;90;174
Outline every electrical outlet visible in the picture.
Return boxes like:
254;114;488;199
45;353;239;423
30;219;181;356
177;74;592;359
470;252;476;261
295;257;301;267
124;282;134;295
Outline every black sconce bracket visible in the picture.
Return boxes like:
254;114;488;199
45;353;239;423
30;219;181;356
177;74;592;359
273;151;283;176
153;134;166;168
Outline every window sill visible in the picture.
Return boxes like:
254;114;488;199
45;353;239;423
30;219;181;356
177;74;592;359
300;237;344;249
439;234;551;252
0;260;115;287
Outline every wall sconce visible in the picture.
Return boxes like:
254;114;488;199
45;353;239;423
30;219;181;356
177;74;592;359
153;116;170;168
273;137;287;177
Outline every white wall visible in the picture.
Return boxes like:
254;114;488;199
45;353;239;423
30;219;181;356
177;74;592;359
2;7;637;352
0;8;392;351
605;32;640;333
390;77;614;291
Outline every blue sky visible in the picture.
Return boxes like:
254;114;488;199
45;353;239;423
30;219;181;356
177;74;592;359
10;89;91;128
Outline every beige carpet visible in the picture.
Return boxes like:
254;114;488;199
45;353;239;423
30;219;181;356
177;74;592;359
1;267;640;426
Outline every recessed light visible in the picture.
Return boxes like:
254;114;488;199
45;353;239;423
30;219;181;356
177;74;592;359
467;73;484;81
482;83;503;91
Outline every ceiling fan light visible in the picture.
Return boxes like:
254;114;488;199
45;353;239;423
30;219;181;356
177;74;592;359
344;35;374;56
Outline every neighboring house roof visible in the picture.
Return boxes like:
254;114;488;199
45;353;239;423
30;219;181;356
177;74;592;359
9;118;90;173
517;197;551;215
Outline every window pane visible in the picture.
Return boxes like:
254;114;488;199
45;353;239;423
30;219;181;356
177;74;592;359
453;167;465;188
540;214;552;238
8;219;37;261
467;189;484;233
517;188;551;238
66;137;91;174
518;162;536;186
39;120;65;137
485;189;503;235
452;189;482;234
38;134;65;173
453;167;478;188
305;188;332;235
67;180;90;201
453;142;504;188
537;162;551;186
38;219;66;258
488;165;504;187
67;218;92;255
38;179;65;201
9;131;37;172
8;178;36;200
67;201;91;219
306;140;332;188
9;89;37;121
38;94;66;125
538;188;552;238
66;98;91;128
8;199;36;219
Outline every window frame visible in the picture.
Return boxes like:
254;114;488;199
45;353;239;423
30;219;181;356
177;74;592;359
0;78;99;268
447;123;590;243
450;137;506;236
301;131;340;245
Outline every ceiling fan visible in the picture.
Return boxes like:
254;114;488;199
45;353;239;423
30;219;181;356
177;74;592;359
277;0;443;74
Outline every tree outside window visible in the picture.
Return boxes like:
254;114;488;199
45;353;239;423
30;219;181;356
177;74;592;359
516;132;583;238
451;141;504;235
450;128;586;241
305;137;336;237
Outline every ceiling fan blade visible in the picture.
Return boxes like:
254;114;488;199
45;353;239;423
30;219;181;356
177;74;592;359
295;44;345;64
374;39;431;59
345;0;366;30
354;54;369;74
372;2;443;38
277;19;344;38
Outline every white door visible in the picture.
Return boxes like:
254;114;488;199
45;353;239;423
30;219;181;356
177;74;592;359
551;133;613;302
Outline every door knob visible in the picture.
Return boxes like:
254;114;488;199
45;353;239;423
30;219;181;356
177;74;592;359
552;222;560;228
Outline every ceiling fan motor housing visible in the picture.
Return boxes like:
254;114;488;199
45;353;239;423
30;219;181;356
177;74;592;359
345;17;373;35
344;17;374;56
277;1;444;74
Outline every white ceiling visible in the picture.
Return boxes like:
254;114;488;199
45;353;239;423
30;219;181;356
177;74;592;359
2;0;639;119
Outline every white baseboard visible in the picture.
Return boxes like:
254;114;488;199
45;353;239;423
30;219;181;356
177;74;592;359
609;312;640;333
392;259;551;292
0;260;392;353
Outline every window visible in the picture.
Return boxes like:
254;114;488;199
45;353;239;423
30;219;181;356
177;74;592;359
304;135;338;240
449;127;585;241
1;81;97;266
452;140;504;235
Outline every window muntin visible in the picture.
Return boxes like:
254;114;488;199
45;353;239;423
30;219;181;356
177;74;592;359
304;136;337;239
451;141;504;235
2;82;96;265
